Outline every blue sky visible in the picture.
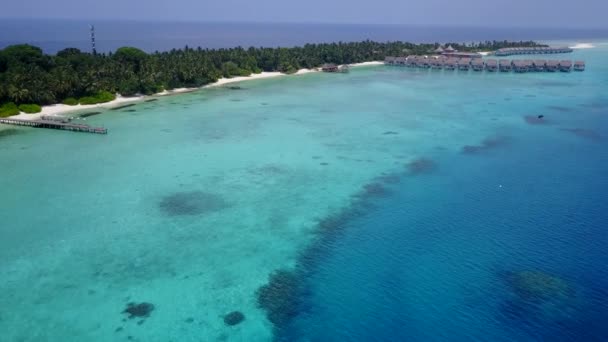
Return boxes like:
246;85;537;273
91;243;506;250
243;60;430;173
2;0;607;28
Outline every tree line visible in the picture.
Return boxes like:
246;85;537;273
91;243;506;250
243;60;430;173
0;40;544;115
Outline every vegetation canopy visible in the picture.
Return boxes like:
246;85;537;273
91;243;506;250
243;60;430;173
0;40;544;109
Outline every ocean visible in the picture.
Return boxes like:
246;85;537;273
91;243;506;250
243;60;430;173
1;19;608;53
1;30;607;341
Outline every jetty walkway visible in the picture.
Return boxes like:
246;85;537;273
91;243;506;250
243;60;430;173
0;117;107;134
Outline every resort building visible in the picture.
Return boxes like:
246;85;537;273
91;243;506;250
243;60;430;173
574;61;586;71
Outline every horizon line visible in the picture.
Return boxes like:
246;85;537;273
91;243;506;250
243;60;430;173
0;17;607;30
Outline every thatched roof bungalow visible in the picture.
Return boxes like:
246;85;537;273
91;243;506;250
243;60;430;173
574;61;585;71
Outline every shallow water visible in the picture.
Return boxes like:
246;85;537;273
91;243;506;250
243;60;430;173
1;43;607;341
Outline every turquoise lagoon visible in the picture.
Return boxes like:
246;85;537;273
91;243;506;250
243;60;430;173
1;42;607;341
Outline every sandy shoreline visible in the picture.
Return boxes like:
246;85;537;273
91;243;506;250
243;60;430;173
4;62;382;121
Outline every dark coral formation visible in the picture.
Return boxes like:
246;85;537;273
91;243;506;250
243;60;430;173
79;111;102;118
462;136;509;154
122;302;155;319
223;311;245;326
561;128;602;141
382;131;399;135
406;158;436;175
378;173;401;184
111;103;136;111
524;115;548;125
509;270;572;302
500;270;578;325
159;191;229;216
360;182;390;198
227;86;244;90
0;128;23;139
256;270;301;327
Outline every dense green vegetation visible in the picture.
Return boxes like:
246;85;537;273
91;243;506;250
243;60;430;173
0;40;544;109
62;97;79;106
78;91;116;105
0;102;19;117
18;104;42;113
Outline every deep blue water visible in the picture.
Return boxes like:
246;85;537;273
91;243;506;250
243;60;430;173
281;113;608;341
1;19;608;53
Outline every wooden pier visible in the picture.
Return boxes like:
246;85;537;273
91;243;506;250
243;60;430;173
384;56;584;73
0;117;107;134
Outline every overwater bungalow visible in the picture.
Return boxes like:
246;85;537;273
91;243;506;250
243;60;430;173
495;46;573;56
384;56;396;65
444;59;457;70
499;59;512;72
432;57;446;69
574;61;586;71
485;59;498;72
434;46;444;54
533;60;547;72
471;59;484;71
442;52;483;59
559;60;572;72
458;58;471;71
395;57;408;66
513;60;533;73
445;45;456;53
545;60;560;72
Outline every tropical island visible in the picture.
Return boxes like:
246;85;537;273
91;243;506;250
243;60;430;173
0;40;544;117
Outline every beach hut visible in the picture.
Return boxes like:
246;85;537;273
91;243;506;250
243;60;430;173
559;60;572;72
574;61;585;71
321;63;339;72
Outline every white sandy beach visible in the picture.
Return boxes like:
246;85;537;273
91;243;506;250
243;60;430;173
569;43;595;49
3;62;382;120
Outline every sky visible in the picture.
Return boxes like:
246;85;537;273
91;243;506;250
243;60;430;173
1;0;607;28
